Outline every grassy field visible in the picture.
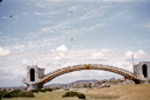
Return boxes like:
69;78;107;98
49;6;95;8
2;84;150;100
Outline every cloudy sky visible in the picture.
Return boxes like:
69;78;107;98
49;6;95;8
0;0;150;87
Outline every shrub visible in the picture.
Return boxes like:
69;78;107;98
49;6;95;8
62;91;86;99
88;83;92;88
40;89;47;92
31;88;52;93
53;87;60;90
2;93;11;98
45;88;53;92
0;90;8;98
0;89;35;98
9;89;22;97
62;91;78;97
31;89;43;93
31;89;39;93
102;80;106;83
77;93;86;99
84;85;87;88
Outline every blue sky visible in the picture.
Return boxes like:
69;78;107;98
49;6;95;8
0;0;150;87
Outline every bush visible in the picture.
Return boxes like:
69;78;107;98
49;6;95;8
53;87;60;90
0;90;8;98
62;91;86;99
3;93;11;98
31;89;39;93
84;85;87;88
40;89;47;92
31;88;43;93
62;91;78;97
88;83;92;88
31;88;52;93
77;93;86;99
102;80;107;83
0;89;35;98
9;90;22;97
45;88;53;92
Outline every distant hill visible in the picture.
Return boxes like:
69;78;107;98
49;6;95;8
69;79;99;84
44;79;99;87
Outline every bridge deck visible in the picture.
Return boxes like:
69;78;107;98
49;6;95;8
23;64;143;85
41;64;136;84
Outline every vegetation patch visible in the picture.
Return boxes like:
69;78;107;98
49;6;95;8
31;88;53;93
62;91;86;99
0;89;35;98
44;88;53;92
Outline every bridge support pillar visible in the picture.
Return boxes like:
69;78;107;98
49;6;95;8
27;83;43;91
23;65;45;91
134;62;150;84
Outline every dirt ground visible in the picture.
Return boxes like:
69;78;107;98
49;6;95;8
2;84;150;100
79;84;150;100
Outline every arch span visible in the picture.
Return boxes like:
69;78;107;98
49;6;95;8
23;64;144;91
39;64;137;84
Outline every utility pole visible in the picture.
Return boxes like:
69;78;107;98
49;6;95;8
132;54;135;74
132;54;134;67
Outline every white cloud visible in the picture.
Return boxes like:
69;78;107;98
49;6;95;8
135;23;150;29
29;6;106;36
68;5;81;12
26;41;39;48
21;59;28;65
125;50;133;58
65;23;105;35
39;21;53;24
3;16;7;19
0;47;11;56
101;48;112;53
79;6;109;20
54;56;61;60
135;49;146;58
92;52;104;59
56;44;68;51
12;21;17;24
14;45;25;49
22;12;29;15
36;0;137;6
34;12;43;16
125;49;146;58
54;52;66;60
102;0;137;2
38;21;70;34
34;10;61;16
109;11;135;23
145;23;150;28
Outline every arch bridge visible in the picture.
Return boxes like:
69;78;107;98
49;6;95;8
23;63;150;91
